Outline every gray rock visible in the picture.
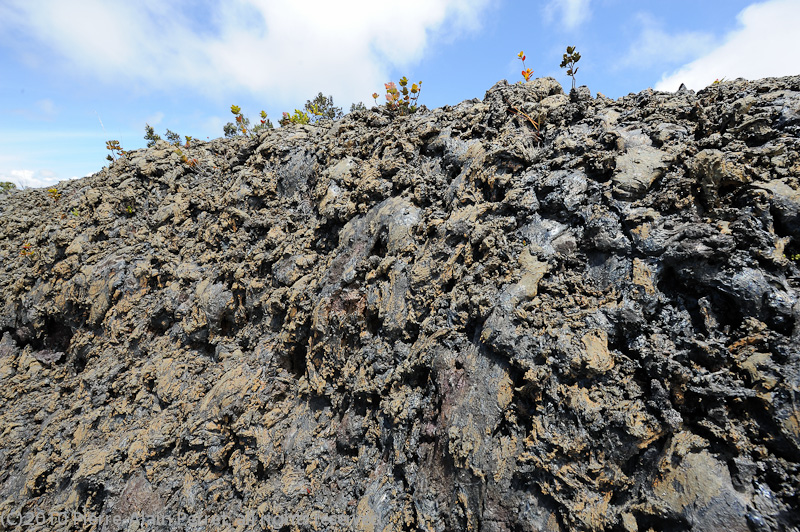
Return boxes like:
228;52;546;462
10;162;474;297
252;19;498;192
1;75;800;531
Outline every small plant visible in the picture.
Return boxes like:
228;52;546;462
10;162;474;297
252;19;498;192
254;110;273;133
350;102;367;113
224;106;273;137
71;208;80;217
560;45;581;90
20;243;35;257
280;109;311;126
787;253;800;262
712;77;727;85
174;148;198;167
125;204;134;214
502;93;542;145
278;93;343;126
47;187;61;201
518;51;534;82
164;129;181;145
106;140;125;162
0;181;15;192
144;124;160;146
304;93;343;122
374;77;422;115
230;105;248;135
509;104;542;143
144;125;185;147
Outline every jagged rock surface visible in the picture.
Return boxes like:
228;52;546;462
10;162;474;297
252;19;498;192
1;76;800;531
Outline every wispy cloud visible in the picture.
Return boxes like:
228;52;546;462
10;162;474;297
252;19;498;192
35;99;58;119
144;112;165;128
544;0;592;31
655;0;800;91
0;0;492;107
620;13;715;70
6;98;60;122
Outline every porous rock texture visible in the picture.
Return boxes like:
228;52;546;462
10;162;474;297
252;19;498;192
1;76;800;531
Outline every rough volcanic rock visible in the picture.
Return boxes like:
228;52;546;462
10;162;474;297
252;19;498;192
1;76;799;531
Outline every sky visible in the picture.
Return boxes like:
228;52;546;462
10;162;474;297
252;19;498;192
1;0;799;189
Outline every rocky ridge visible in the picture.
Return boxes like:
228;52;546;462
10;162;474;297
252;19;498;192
0;76;799;531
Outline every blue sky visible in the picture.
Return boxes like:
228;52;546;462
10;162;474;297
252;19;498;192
1;0;799;189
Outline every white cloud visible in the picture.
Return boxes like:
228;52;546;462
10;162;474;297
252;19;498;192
656;0;800;91
544;0;592;31
0;0;492;107
0;169;58;189
0;169;33;186
621;14;715;69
